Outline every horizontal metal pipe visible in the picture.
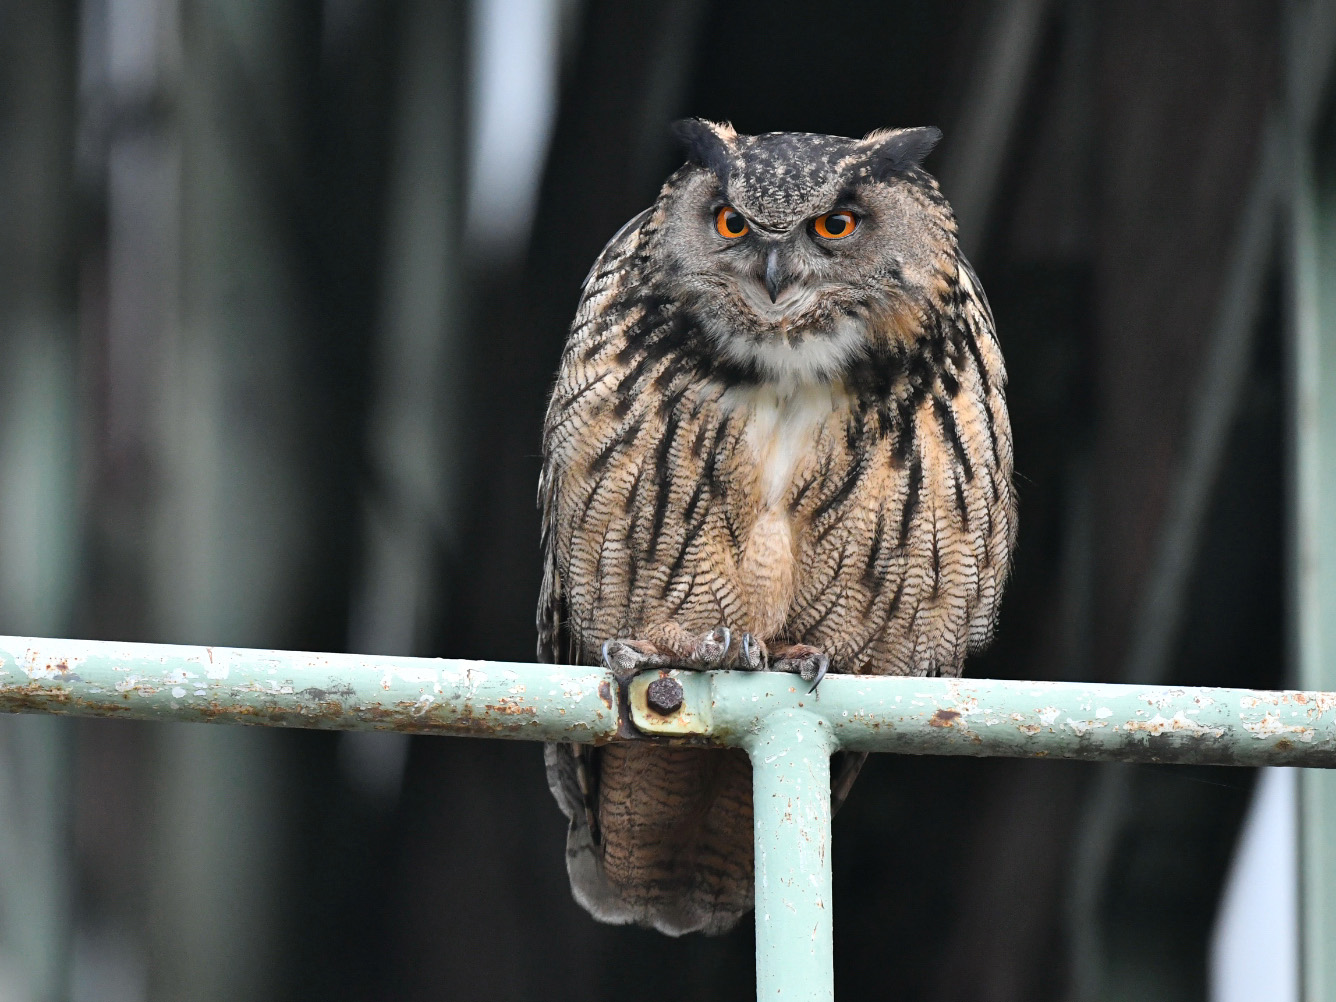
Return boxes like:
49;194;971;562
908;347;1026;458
2;636;1334;767
635;670;1336;768
0;636;620;743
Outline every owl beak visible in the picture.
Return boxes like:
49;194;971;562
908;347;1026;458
764;248;784;303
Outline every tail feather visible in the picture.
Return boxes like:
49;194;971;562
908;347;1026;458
544;742;639;926
546;742;867;935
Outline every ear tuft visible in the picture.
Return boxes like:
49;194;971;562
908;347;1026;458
672;118;736;184
864;126;942;181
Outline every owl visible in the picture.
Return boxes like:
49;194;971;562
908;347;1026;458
538;120;1016;936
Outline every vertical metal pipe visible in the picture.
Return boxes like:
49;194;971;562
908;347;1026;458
1290;61;1336;1002
1288;7;1336;1002
747;709;835;1002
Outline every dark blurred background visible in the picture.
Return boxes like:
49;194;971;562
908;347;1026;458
0;1;1326;999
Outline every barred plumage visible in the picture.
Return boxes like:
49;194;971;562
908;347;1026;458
539;121;1016;935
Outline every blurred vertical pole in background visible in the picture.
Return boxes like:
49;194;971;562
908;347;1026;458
0;4;81;1000
70;0;181;995
157;3;313;647
137;1;317;999
342;0;465;797
351;0;463;663
1290;2;1336;998
1066;4;1285;999
0;0;82;635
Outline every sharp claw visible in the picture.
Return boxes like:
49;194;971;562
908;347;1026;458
718;627;731;661
807;654;830;693
602;640;612;669
741;633;765;671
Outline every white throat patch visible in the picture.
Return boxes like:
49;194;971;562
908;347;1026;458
724;383;844;508
704;302;868;389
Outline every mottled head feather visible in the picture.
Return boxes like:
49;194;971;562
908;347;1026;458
862;126;942;182
645;122;964;377
672;118;737;185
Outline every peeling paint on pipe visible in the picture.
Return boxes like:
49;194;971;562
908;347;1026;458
633;669;1336;768
0;637;620;744
2;637;1335;768
747;710;835;1001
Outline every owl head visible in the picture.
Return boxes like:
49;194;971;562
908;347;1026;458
651;119;955;386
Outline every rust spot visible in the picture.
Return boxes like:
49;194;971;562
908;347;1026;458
598;680;613;711
484;700;536;717
1;669;635;744
0;682;130;717
1277;738;1294;751
929;708;961;728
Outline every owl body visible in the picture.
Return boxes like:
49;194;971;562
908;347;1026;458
540;122;1016;935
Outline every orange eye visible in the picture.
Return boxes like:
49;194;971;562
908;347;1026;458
715;206;750;238
813;211;858;239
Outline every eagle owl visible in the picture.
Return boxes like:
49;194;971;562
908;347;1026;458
539;120;1016;936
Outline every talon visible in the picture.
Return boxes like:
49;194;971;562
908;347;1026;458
807;653;830;693
773;644;828;687
691;626;732;666
740;633;766;671
601;639;667;679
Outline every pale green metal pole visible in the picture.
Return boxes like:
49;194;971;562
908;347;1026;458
630;668;1336;767
747;710;835;1002
6;637;1336;765
1291;144;1332;1002
1288;5;1336;999
1291;40;1336;1002
0;636;619;743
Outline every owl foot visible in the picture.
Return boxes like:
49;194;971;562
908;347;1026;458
689;626;732;667
639;623;733;667
601;639;669;680
772;644;830;693
739;633;769;671
601;627;731;679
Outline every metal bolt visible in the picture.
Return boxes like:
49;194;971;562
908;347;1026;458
646;676;684;715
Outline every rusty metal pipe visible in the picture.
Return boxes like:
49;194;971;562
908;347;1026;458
0;636;621;744
4;637;1336;768
631;669;1336;768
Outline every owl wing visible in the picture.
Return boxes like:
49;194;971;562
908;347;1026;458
541;208;656;928
957;252;995;332
536;474;569;666
537;205;654;666
578;206;653;293
540;368;624;922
